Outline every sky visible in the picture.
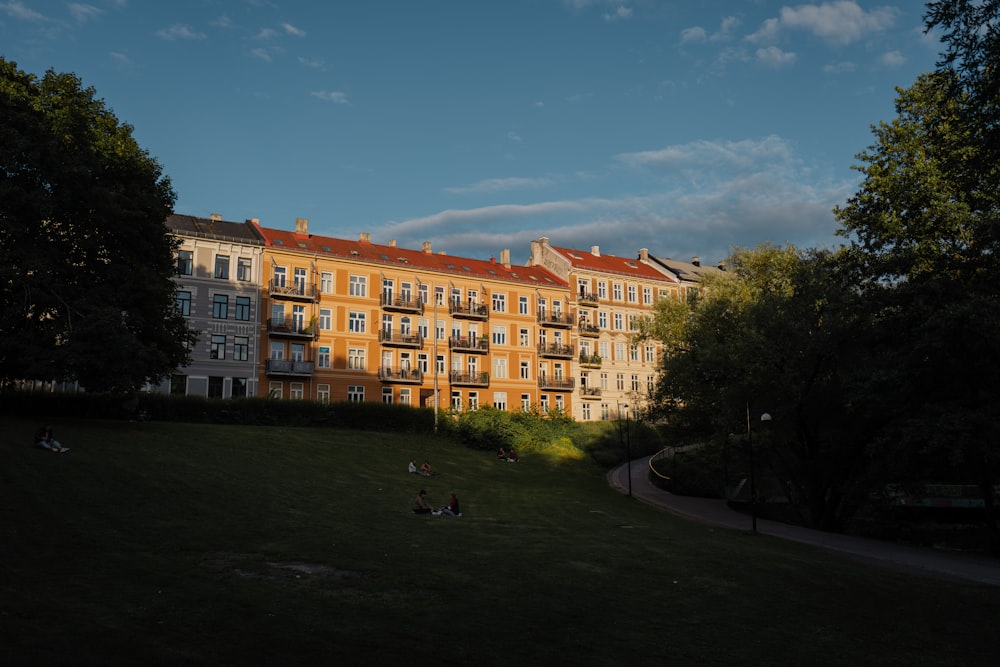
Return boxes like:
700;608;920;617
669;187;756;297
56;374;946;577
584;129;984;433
3;1;942;266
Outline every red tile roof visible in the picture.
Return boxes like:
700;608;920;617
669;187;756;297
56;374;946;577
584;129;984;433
253;223;567;288
550;245;676;282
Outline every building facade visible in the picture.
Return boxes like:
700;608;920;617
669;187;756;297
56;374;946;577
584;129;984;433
160;214;265;398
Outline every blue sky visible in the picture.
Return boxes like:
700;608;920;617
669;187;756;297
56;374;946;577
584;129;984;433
3;1;939;265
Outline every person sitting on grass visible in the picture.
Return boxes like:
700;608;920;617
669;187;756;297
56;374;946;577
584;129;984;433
420;461;434;476
437;493;461;517
413;489;433;514
34;425;70;454
497;447;506;460
408;459;419;474
506;447;518;463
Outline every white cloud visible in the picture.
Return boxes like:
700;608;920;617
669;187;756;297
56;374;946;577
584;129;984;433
0;1;48;21
507;130;524;144
109;51;132;66
156;24;207;41
879;50;906;67
281;22;306;37
68;3;102;22
603;6;632;22
311;90;349;104
444;176;555;195
682;16;740;45
615;136;795;172
756;46;797;68
823;61;856;74
778;1;897;45
298;56;327;69
250;47;271;62
680;26;707;44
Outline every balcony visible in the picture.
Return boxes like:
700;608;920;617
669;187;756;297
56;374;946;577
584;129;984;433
378;330;424;348
538;342;574;359
265;359;315;377
578;322;601;338
538;376;575;391
449;336;489;353
577;291;599;306
269;279;317;302
538;310;574;328
267;318;318;340
578;353;603;368
378;366;423;384
449;300;490;321
579;387;602;400
449;371;490;387
380;294;424;315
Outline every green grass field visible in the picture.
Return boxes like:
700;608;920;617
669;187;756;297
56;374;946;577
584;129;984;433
2;416;998;666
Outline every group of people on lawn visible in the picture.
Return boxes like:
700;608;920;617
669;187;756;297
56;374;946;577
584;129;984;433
497;446;518;463
412;489;460;516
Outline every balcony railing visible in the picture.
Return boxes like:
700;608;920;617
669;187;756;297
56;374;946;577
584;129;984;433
449;371;490;387
538;342;574;358
380;294;424;314
448;336;489;353
537;310;574;328
265;359;315;377
378;366;423;383
579;387;602;399
578;353;602;368
449;300;490;320
267;318;318;340
577;291;600;306
269;280;317;301
577;322;601;338
538;376;575;391
378;330;424;348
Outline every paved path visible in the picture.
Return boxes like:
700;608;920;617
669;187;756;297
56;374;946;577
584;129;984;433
609;455;1000;587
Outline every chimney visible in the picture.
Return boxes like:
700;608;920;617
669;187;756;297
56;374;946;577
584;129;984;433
209;213;222;221
389;239;396;248
359;232;371;244
422;241;432;254
691;256;701;266
500;248;511;269
295;218;308;235
591;245;601;257
638;248;649;261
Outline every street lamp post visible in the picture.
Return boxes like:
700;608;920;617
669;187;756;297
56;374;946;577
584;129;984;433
619;403;631;496
746;404;772;534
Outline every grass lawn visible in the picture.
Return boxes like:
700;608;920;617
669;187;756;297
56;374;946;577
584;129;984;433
2;416;998;666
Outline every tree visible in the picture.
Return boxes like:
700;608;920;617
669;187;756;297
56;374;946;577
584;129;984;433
833;66;1000;548
641;244;867;529
0;58;195;392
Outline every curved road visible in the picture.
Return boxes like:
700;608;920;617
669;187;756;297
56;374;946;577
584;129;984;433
609;455;1000;587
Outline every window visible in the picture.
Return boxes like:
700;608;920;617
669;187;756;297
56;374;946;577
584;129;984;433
319;308;332;331
288;383;304;400
631;345;639;362
643;287;653;305
436;355;445;374
632;374;640;391
555;394;564;412
208;376;224;399
540;395;549;413
234;336;249;361
418;318;429;339
613;313;623;330
617;373;625;390
349;274;367;297
210;334;226;359
320;271;333;293
493;357;507;379
435;286;445;306
273;266;287;287
520;361;530;380
598;311;608;328
645;345;655;363
418;284;429;306
468;392;479;411
599;342;610;359
232;377;247;398
214;255;230;279
177;250;193;276
268;382;283;399
436;319;446;341
418;353;429;374
349;311;366;333
451;391;462;411
290;343;305;362
317;384;331;404
600;372;608;390
581;403;591;420
519;328;529;347
318;346;331;369
613;283;623;300
521;394;531;412
598;281;607;299
348;348;366;370
491;325;506;346
382;387;394;404
492;292;506;312
399;388;411;406
212;294;228;319
493;392;507;411
237;257;252;281
347;385;365;402
519;295;529;315
176;291;191;316
628;285;637;303
615;342;626;360
235;296;250;321
601;404;610;421
270;342;284;360
294;268;307;292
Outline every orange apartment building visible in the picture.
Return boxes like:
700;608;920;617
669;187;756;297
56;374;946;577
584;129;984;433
250;219;574;415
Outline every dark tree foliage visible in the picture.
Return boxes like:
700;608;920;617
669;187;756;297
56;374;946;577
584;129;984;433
1;58;195;391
